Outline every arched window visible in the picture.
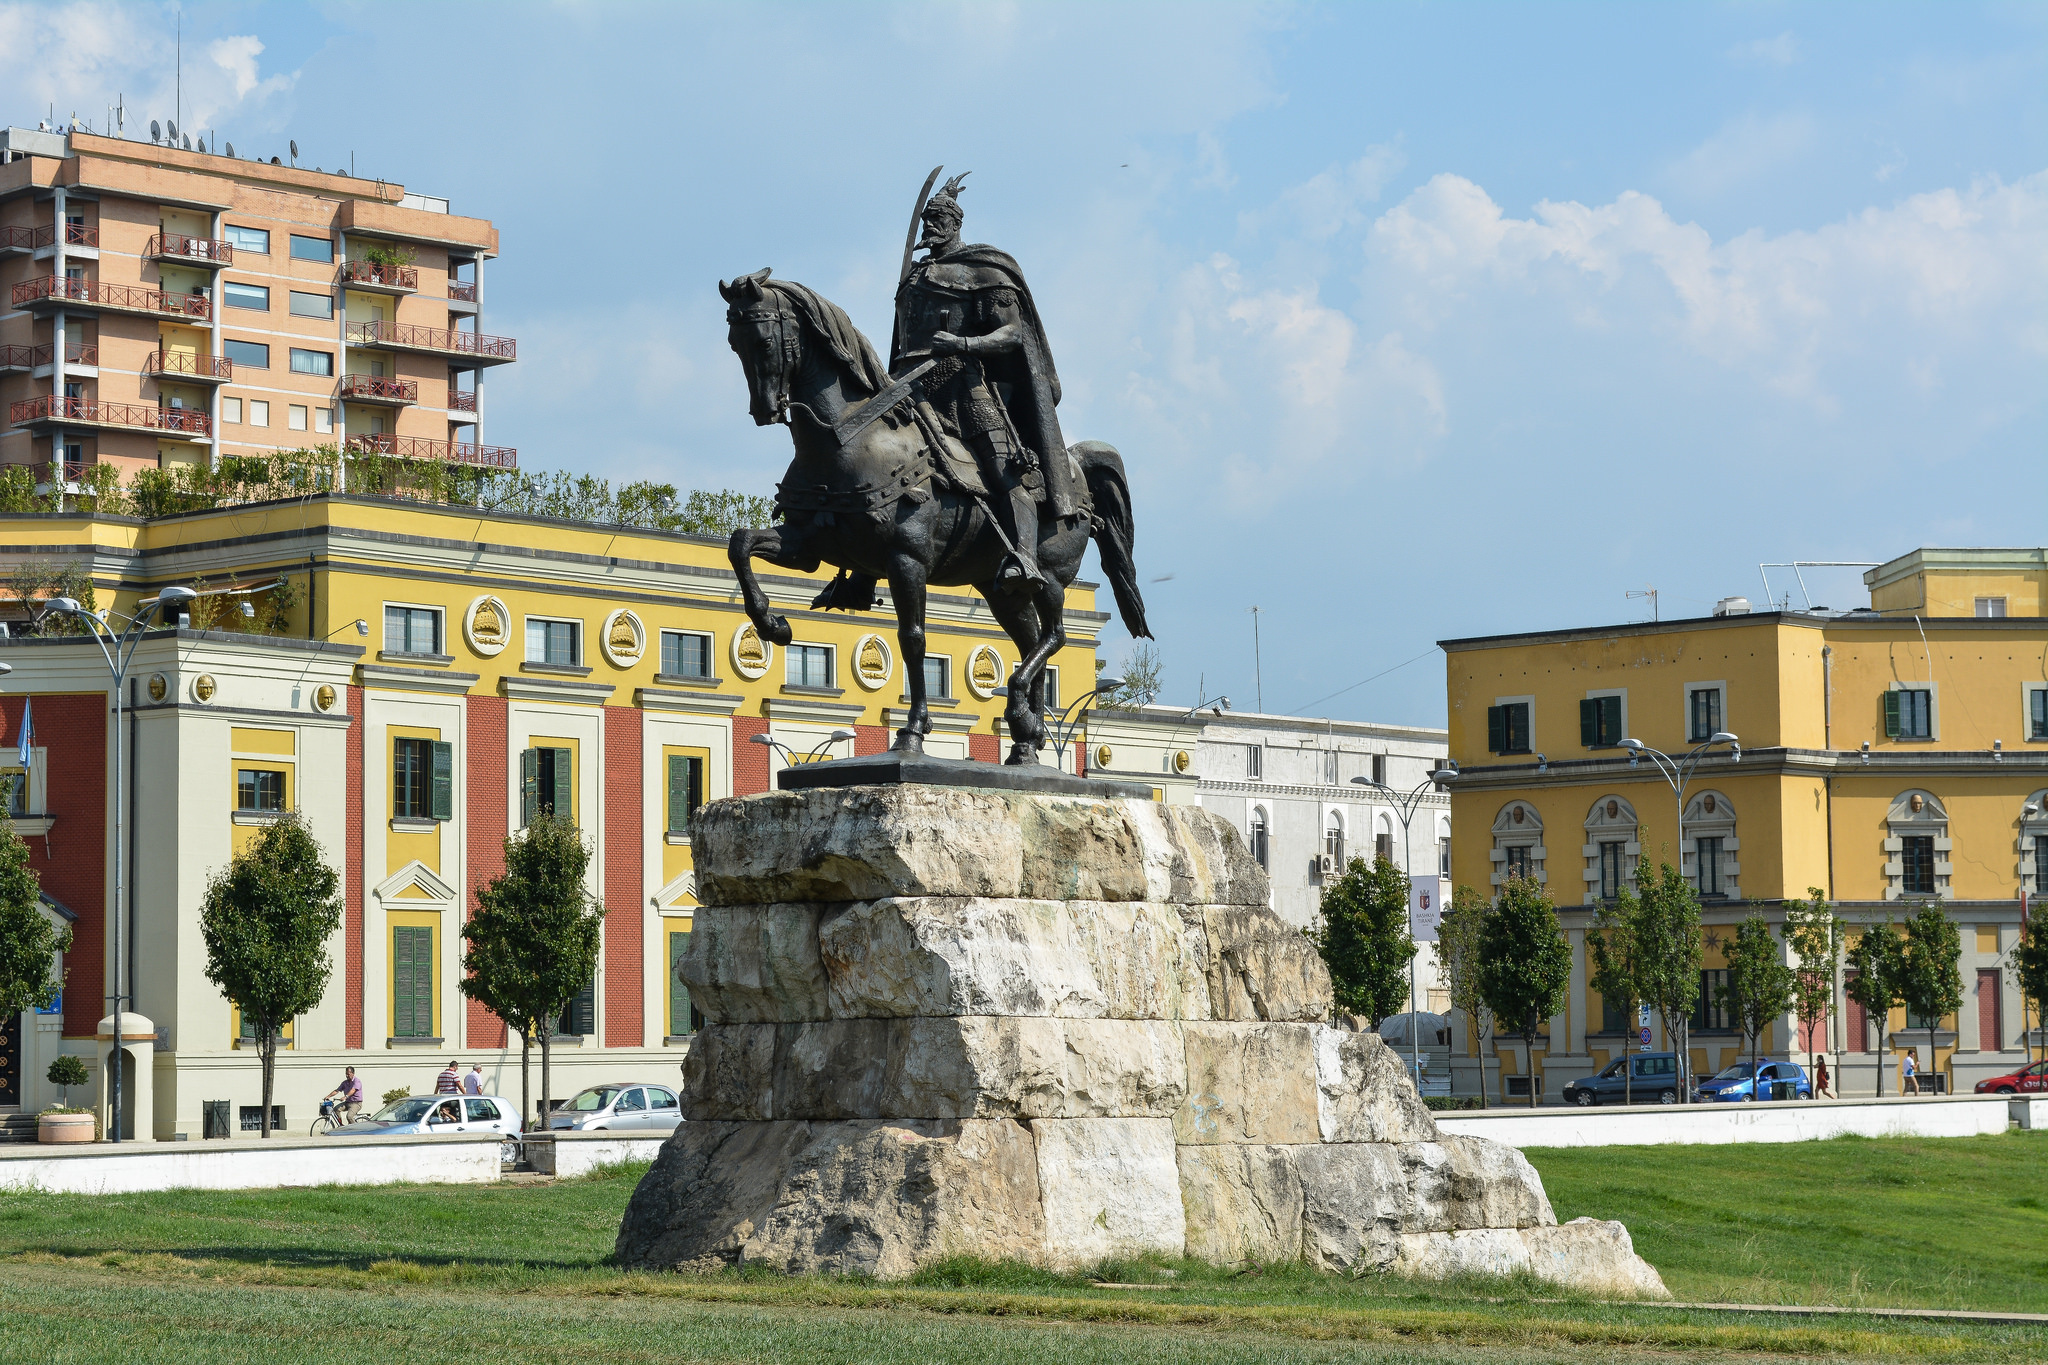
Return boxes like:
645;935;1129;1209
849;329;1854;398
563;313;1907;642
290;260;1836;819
1437;816;1452;878
1324;809;1346;869
2019;790;2047;903
1682;790;1738;900
1583;796;1639;904
1490;801;1544;889
1248;806;1270;871
1885;790;1949;901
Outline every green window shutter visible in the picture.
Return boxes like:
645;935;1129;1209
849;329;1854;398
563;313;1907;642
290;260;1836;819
1487;706;1505;754
1579;699;1596;747
553;748;573;824
1602;696;1622;745
669;930;692;1037
394;926;433;1038
2032;689;2046;739
520;748;539;826
688;757;704;824
392;739;410;818
1883;691;1902;739
430;741;453;821
667;754;688;835
393;929;413;1037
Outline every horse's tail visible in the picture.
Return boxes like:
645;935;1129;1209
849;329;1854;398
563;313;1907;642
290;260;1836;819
1073;440;1152;641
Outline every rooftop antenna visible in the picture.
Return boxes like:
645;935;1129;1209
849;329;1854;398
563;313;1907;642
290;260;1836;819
1249;605;1263;714
1626;585;1659;622
117;94;124;138
175;10;182;144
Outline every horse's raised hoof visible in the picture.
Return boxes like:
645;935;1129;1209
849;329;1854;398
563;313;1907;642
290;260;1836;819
1004;743;1040;767
890;729;925;756
761;613;793;647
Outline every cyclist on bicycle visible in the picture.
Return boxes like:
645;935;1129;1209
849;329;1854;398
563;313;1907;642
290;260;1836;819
321;1066;364;1125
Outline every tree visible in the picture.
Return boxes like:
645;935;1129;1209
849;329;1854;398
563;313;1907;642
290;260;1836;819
1783;889;1846;1076
46;1054;88;1105
2014;914;2048;1067
1630;858;1704;1101
1435;886;1493;1108
1898;903;1963;1093
1100;641;1164;709
1477;875;1571;1108
0;803;68;1022
1587;890;1646;1105
5;559;98;636
198;815;343;1137
1846;922;1905;1097
460;812;605;1131
1719;912;1797;1091
1309;854;1416;1028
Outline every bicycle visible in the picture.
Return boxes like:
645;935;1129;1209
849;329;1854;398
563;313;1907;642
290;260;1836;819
310;1097;358;1135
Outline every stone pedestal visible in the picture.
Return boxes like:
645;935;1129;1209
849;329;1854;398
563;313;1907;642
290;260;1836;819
616;786;1666;1296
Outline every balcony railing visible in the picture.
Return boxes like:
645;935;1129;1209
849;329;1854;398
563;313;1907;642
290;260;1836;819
146;232;233;265
143;350;233;381
10;395;212;437
447;388;477;413
0;225;36;252
345;432;516;468
448;281;478;303
341;259;419;291
1;342;100;370
11;276;212;320
346;319;514;361
339;374;419;403
29;459;92;487
32;222;99;249
0;344;34;370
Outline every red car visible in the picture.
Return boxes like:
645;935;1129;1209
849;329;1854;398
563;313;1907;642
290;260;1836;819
1974;1060;2048;1094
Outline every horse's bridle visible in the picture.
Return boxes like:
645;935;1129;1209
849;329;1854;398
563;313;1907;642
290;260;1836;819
731;304;802;423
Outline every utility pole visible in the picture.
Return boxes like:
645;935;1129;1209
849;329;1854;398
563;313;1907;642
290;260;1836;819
1250;606;1263;714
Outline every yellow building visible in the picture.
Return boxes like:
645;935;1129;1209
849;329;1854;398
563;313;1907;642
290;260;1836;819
1439;547;2047;1101
0;493;1103;1136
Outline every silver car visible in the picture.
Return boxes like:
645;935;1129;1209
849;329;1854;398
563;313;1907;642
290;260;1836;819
547;1082;683;1133
324;1093;522;1141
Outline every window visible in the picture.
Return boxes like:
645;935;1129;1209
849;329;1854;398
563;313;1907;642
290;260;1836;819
556;979;594;1037
1600;993;1632;1035
222;397;243;424
1901;835;1936;895
385;605;441;655
289;234;334;263
1689;687;1723;743
1599;842;1626;899
659;629;712;679
923;655;951;699
786;643;833;688
521;746;573;825
1324;750;1339;785
2029;687;2047;741
223;281;270;311
393;738;453;821
1696;836;1724;896
667;753;705;836
668;929;698;1037
223;339;270;368
224;225;270;253
525;617;580;666
1579;695;1624;748
2038;839;2048;893
288;348;333;376
1324;814;1344;869
1249;809;1269;870
1692;969;1732;1031
239;1104;287;1132
5;769;28;816
236;769;286;812
314;407;333;434
1439;837;1451;877
1371;753;1388;786
466;1098;503;1123
1375;831;1392;862
1885;688;1932;739
288;404;308;432
1246;744;1263;780
248;399;269;427
1041;666;1059;712
1487;702;1532;754
288;290;333;319
1976;597;2008;618
392;925;433;1038
1504;845;1532;879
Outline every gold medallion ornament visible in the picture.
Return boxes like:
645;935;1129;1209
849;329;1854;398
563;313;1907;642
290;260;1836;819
852;634;893;691
600;609;646;667
964;645;1005;700
730;623;772;680
1095;744;1114;769
147;673;168;702
1174;750;1191;774
463;595;511;657
314;684;338;712
193;674;217;703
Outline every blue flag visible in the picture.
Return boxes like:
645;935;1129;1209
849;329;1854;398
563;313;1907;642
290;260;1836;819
15;696;29;769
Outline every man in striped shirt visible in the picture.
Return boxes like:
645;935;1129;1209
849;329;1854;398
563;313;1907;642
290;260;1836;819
436;1060;461;1094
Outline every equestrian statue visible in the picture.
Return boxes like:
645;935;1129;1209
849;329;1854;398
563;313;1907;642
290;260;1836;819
722;169;1151;765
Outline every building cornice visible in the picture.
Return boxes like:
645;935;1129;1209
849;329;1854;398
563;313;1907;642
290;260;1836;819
637;688;745;717
359;663;481;696
1198;778;1450;805
498;675;617;705
1447;747;2048;791
1441;610;2047;653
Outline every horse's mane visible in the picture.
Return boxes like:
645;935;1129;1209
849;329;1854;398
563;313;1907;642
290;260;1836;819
766;280;892;397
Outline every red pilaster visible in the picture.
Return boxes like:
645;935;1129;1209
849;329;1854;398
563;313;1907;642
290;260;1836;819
602;704;644;1047
733;714;771;795
9;694;105;1038
854;724;890;757
344;685;364;1049
465;694;509;1048
969;732;999;764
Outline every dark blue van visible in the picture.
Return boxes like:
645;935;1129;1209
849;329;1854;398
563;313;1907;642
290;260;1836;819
1561;1052;1682;1106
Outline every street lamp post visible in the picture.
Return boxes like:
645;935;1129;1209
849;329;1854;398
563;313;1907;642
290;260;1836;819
749;729;858;770
1041;674;1123;772
1615;731;1739;1102
1352;761;1459;1088
48;585;195;1144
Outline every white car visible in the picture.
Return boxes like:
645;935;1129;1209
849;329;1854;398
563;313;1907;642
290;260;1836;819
326;1093;522;1140
547;1083;683;1133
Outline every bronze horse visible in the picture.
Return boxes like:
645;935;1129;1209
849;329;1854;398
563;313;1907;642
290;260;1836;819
720;268;1149;763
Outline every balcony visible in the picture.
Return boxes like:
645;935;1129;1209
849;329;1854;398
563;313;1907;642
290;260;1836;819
0;225;34;256
12;276;211;322
448;280;478;303
345;433;515;468
143;350;233;385
346;319;514;366
447;387;477;414
0;341;102;375
146;233;233;268
340;259;419;295
10;395;212;442
34;223;99;249
338;374;419;407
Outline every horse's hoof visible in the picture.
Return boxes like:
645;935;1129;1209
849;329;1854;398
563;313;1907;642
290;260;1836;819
890;730;925;755
1004;744;1040;767
762;614;793;646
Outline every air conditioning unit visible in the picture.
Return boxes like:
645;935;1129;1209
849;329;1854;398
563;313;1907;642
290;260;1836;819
1315;853;1336;881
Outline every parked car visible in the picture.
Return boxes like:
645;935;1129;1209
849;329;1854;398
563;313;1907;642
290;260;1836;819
323;1093;521;1138
1974;1059;2048;1094
1561;1052;1682;1106
1695;1059;1813;1102
546;1083;683;1133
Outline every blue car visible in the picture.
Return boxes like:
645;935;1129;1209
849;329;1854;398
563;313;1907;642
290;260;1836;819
1696;1058;1813;1102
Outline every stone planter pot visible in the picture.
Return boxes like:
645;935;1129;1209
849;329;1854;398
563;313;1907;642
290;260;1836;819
38;1112;97;1144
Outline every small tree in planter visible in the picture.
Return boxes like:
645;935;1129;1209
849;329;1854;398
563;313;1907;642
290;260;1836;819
1435;886;1493;1108
1898;903;1963;1093
1846;921;1906;1096
46;1054;88;1105
1587;887;1647;1105
1719;912;1797;1093
1477;874;1571;1108
1783;889;1846;1082
1309;854;1416;1029
0;798;68;1021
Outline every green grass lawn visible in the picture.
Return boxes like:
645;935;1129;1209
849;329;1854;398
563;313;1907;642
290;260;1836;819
0;1134;2042;1363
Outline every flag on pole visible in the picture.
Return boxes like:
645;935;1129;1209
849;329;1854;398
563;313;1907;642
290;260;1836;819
15;696;30;767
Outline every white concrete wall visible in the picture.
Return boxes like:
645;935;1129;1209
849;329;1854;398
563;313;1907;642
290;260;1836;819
2012;1097;2048;1130
1438;1095;2013;1148
536;1131;667;1178
0;1131;501;1194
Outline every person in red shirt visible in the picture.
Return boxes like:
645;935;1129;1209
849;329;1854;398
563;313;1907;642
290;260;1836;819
436;1061;461;1094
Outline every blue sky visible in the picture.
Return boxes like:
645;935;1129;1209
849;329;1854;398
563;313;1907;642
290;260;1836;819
15;2;2045;725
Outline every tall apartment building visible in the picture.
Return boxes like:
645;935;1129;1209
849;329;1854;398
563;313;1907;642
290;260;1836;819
1;126;512;486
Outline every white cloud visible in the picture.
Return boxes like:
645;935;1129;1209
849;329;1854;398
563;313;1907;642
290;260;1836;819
1729;32;1801;66
1662;111;1817;199
1243;144;1406;240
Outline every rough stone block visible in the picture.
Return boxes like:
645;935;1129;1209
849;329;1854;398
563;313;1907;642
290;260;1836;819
1439;1135;1554;1230
820;897;1108;1019
1313;1027;1440;1144
1013;798;1152;901
1071;900;1213;1020
615;1118;1046;1278
1389;1220;1668;1298
679;903;836;1022
1176;1143;1304;1265
1177;1022;1321;1144
1161;804;1272;907
1191;905;1333;1021
1294;1140;1407;1271
1031;1117;1185;1267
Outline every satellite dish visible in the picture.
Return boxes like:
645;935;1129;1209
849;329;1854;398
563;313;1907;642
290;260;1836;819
182;134;191;150
225;142;235;158
150;119;161;142
167;119;177;140
270;156;281;165
290;139;298;161
195;137;206;154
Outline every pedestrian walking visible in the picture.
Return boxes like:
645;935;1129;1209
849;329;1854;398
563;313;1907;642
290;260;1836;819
437;1060;461;1094
462;1063;484;1096
1901;1049;1919;1095
1815;1053;1832;1099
